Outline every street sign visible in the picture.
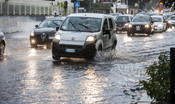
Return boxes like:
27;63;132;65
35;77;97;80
75;2;80;7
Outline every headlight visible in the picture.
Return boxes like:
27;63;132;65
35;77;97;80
168;21;172;24
86;36;95;42
128;24;132;28
125;23;128;26
158;24;163;27
145;25;149;28
30;30;35;36
55;33;61;40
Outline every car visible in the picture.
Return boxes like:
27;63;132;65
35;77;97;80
52;13;117;60
30;16;65;48
115;14;133;33
110;13;122;20
167;15;175;29
151;15;167;32
0;29;6;56
127;14;154;36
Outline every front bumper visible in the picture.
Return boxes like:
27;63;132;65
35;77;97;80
30;35;54;45
127;26;151;34
52;41;97;58
116;26;127;31
154;26;163;32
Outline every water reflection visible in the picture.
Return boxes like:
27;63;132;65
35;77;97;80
124;36;133;42
156;34;165;40
80;68;106;103
28;48;37;57
25;60;39;89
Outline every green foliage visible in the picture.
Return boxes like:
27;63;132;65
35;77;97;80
140;54;170;102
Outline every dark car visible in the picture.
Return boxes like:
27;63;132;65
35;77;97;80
115;15;133;33
30;17;65;48
127;14;154;36
0;29;6;56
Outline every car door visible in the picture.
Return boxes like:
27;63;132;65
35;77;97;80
102;18;110;49
108;17;115;47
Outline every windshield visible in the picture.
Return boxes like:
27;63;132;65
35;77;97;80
132;16;150;22
152;17;163;22
39;20;63;28
116;16;129;22
170;16;175;20
61;17;102;32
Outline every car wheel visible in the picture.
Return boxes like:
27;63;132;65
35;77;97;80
127;32;131;36
111;41;117;50
46;42;52;49
52;55;60;61
0;43;5;56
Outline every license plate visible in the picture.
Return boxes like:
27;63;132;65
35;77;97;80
65;48;76;53
136;26;141;30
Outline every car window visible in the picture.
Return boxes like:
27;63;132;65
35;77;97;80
61;17;102;32
152;17;163;22
39;20;63;28
103;18;109;30
132;16;150;22
116;16;129;22
108;18;113;29
170;16;175;20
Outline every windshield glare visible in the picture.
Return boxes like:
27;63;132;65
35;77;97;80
116;16;129;22
39;20;62;28
152;17;163;22
132;16;150;22
170;16;175;20
61;17;102;32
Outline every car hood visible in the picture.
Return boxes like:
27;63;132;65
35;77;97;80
59;31;93;42
154;22;163;26
130;22;150;25
34;28;56;35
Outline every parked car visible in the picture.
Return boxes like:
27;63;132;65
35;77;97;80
127;14;154;36
151;15;167;32
0;29;6;56
52;13;117;60
167;15;175;29
115;14;133;33
30;17;65;48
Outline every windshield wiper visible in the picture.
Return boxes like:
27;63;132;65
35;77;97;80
78;23;93;32
69;21;81;32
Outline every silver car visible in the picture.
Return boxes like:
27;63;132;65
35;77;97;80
0;29;6;56
52;13;117;60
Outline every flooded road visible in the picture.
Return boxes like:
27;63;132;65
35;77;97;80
0;30;175;103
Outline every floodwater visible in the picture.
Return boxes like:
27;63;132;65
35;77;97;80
0;30;174;103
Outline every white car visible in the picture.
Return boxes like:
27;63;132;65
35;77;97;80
151;15;167;32
167;15;175;29
52;13;117;60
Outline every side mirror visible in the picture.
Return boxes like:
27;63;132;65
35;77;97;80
127;20;130;23
56;27;59;31
151;21;154;24
35;25;39;28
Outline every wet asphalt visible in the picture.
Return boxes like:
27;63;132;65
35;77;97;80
0;29;175;104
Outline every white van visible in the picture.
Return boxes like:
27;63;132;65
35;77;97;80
52;13;117;60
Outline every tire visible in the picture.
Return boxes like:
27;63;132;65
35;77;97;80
0;43;5;56
52;55;60;61
46;43;52;49
111;42;117;50
127;31;131;36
